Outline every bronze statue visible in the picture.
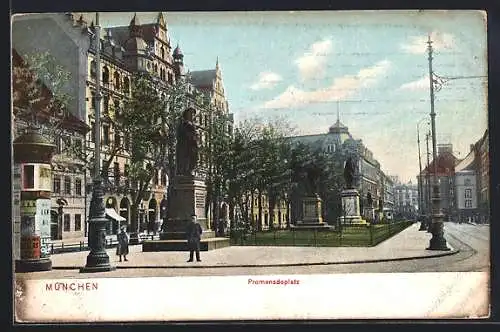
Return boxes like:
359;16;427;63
344;156;356;189
176;108;198;176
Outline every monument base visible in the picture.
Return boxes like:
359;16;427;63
301;195;324;223
339;189;366;225
142;237;230;252
15;258;52;273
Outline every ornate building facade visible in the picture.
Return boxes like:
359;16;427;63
12;12;233;238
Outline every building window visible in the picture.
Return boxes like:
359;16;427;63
75;214;82;231
154;169;159;185
114;72;120;90
22;165;35;189
75;178;82;196
103;125;110;146
465;189;472;199
90;61;96;78
103;96;109;115
53;176;61;193
161;171;167;186
64;214;71;232
114;162;120;186
124;164;130;187
64;176;71;195
465;199;472;208
91;92;96;109
114;132;121;147
102;66;109;85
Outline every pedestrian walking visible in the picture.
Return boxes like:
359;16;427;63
116;226;129;262
186;214;202;262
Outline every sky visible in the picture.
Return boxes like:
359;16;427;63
81;10;488;184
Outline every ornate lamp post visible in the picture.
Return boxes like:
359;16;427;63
426;35;450;251
80;12;116;272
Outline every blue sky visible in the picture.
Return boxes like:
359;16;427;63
86;11;487;184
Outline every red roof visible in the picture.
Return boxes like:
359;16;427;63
420;151;457;176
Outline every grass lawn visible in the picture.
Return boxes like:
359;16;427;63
230;221;413;247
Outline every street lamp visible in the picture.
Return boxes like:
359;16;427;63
417;117;429;231
426;35;450;251
80;12;116;272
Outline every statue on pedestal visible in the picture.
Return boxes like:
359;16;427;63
343;156;357;189
176;108;198;176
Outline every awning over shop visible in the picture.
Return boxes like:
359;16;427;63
105;208;126;222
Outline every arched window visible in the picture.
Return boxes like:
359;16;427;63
102;66;110;84
161;47;165;59
114;71;120;90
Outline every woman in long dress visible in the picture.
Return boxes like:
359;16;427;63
116;226;129;262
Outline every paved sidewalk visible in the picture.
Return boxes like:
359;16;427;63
49;223;458;269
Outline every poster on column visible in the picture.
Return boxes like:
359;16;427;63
20;200;36;236
36;199;52;257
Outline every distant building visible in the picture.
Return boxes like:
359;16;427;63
418;144;458;221
453;147;477;223
287;114;389;222
474;130;489;222
394;182;419;218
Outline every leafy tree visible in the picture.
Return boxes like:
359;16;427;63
12;50;72;136
204;107;233;235
119;72;189;234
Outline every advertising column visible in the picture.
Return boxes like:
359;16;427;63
14;130;55;272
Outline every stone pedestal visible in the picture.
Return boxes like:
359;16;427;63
339;189;365;225
293;195;334;230
298;195;323;224
160;175;212;240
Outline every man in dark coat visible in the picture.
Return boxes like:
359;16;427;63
116;226;129;262
186;214;203;262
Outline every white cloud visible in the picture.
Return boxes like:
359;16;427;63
250;71;282;90
295;38;333;81
262;60;391;110
399;75;430;91
401;31;455;54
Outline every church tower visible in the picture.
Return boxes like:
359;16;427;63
173;44;184;80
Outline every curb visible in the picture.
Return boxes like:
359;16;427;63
51;248;460;270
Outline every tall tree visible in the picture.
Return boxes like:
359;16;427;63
119;72;190;234
12;50;72;136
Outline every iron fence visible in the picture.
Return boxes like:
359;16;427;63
230;221;413;247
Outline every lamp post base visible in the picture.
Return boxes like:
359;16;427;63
80;266;116;273
80;253;116;273
427;221;450;251
427;236;451;251
15;258;52;273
